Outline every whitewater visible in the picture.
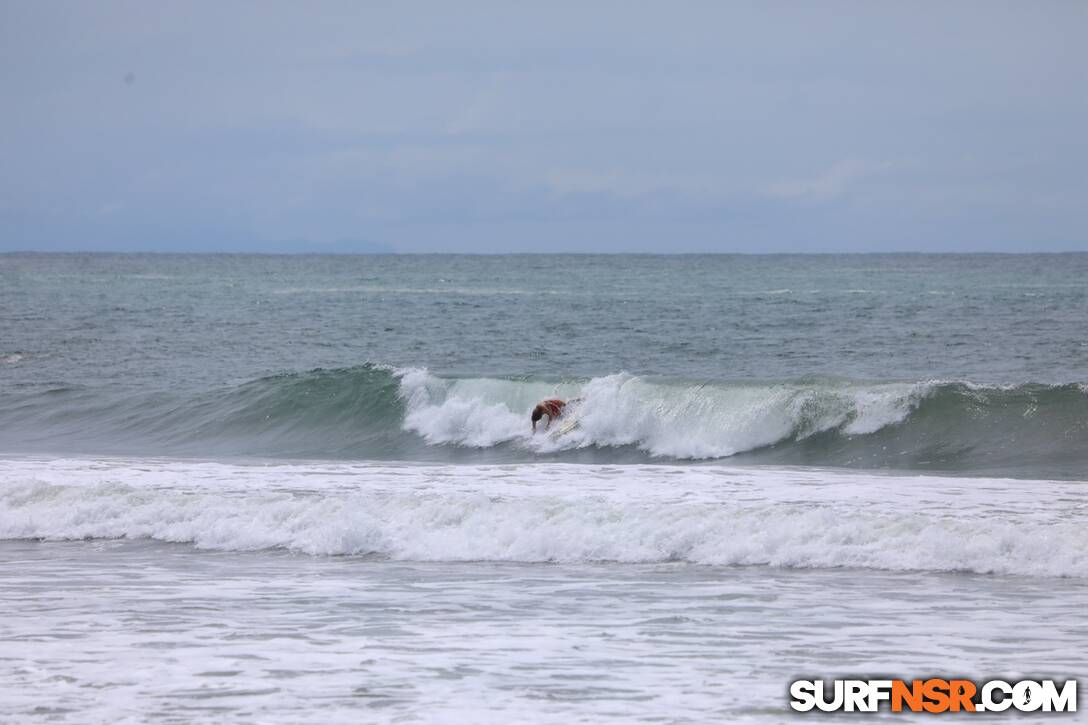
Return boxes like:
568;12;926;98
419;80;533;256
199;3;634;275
3;456;1087;723
2;457;1086;576
397;368;929;456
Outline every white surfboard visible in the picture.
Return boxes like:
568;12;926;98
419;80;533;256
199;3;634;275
550;416;579;439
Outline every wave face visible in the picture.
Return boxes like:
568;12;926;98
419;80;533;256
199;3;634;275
1;458;1084;578
2;365;1088;476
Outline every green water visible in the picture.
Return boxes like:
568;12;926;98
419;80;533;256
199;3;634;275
2;253;1086;474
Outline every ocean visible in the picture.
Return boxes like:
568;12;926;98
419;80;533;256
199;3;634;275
2;253;1086;722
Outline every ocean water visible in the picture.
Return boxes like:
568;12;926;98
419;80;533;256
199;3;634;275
2;253;1087;722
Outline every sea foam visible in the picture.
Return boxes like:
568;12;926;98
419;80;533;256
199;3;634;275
2;457;1084;578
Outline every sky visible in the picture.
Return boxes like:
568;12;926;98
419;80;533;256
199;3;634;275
1;1;1085;253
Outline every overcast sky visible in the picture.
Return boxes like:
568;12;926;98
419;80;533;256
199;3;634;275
1;1;1085;253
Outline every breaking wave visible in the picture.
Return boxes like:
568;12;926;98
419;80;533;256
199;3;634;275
2;365;1087;476
1;459;1085;578
397;368;931;457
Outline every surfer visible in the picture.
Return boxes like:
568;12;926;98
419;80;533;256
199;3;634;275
530;398;568;433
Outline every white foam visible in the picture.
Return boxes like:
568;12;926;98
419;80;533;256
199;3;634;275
397;368;562;447
843;383;931;435
2;457;1085;578
394;369;930;458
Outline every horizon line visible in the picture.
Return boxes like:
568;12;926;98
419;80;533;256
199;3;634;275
3;249;1088;257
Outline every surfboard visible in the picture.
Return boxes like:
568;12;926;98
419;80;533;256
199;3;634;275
550;416;579;440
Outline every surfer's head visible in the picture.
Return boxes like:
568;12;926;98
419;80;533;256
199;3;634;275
531;405;545;432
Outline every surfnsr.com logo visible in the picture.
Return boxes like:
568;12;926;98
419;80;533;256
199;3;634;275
789;679;1077;713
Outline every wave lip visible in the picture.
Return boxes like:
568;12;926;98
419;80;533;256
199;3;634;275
1;458;1085;579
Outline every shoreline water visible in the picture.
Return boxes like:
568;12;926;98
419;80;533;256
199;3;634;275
4;533;1086;723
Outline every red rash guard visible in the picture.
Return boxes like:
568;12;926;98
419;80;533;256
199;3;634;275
540;399;565;418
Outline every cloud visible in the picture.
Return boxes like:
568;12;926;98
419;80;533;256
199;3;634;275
1;2;1086;252
764;159;892;202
